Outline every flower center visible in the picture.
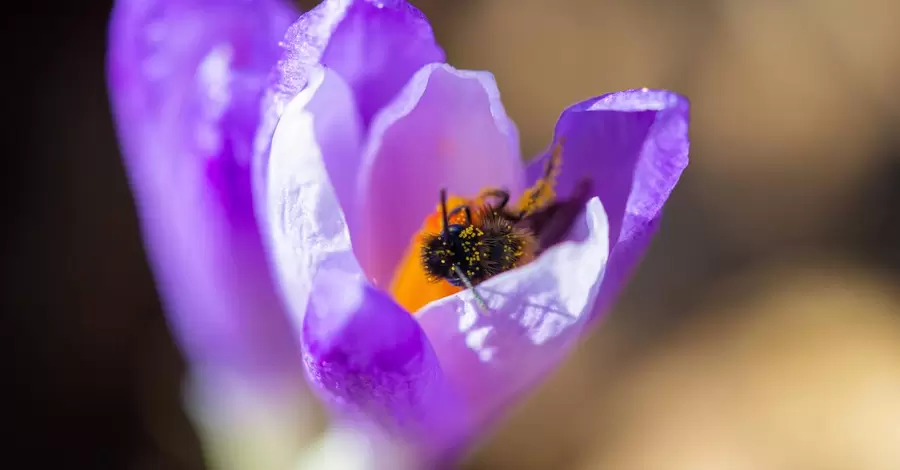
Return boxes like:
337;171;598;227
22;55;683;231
389;142;591;313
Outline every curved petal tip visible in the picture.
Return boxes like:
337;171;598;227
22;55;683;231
267;0;445;127
535;88;689;320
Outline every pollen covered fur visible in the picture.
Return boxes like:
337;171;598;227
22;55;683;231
396;142;567;311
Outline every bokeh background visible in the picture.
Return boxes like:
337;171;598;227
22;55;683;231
7;0;900;468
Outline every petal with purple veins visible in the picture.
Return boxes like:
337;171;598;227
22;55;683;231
265;66;469;456
355;63;525;287
107;0;300;380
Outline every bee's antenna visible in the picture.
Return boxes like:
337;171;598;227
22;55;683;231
440;188;450;241
452;265;487;309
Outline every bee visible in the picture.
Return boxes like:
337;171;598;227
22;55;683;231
419;142;563;299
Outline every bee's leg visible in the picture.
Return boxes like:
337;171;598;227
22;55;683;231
479;188;526;222
448;204;473;225
452;265;487;309
476;188;510;211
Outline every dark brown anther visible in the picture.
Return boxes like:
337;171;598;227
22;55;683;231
520;177;593;253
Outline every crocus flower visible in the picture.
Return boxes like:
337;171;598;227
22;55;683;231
106;0;321;468
108;0;689;466
258;0;689;464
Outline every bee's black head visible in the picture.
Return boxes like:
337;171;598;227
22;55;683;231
420;223;488;287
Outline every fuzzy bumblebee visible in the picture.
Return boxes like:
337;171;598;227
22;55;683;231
420;142;563;291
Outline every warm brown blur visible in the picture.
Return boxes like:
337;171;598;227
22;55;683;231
8;0;900;468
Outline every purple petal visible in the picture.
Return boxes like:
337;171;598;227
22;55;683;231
254;0;446;235
416;198;609;427
355;63;525;287
107;0;300;380
263;66;363;317
264;66;469;457
271;0;445;127
527;89;690;320
303;271;469;459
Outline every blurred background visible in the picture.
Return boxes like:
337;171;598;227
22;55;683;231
6;0;900;468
